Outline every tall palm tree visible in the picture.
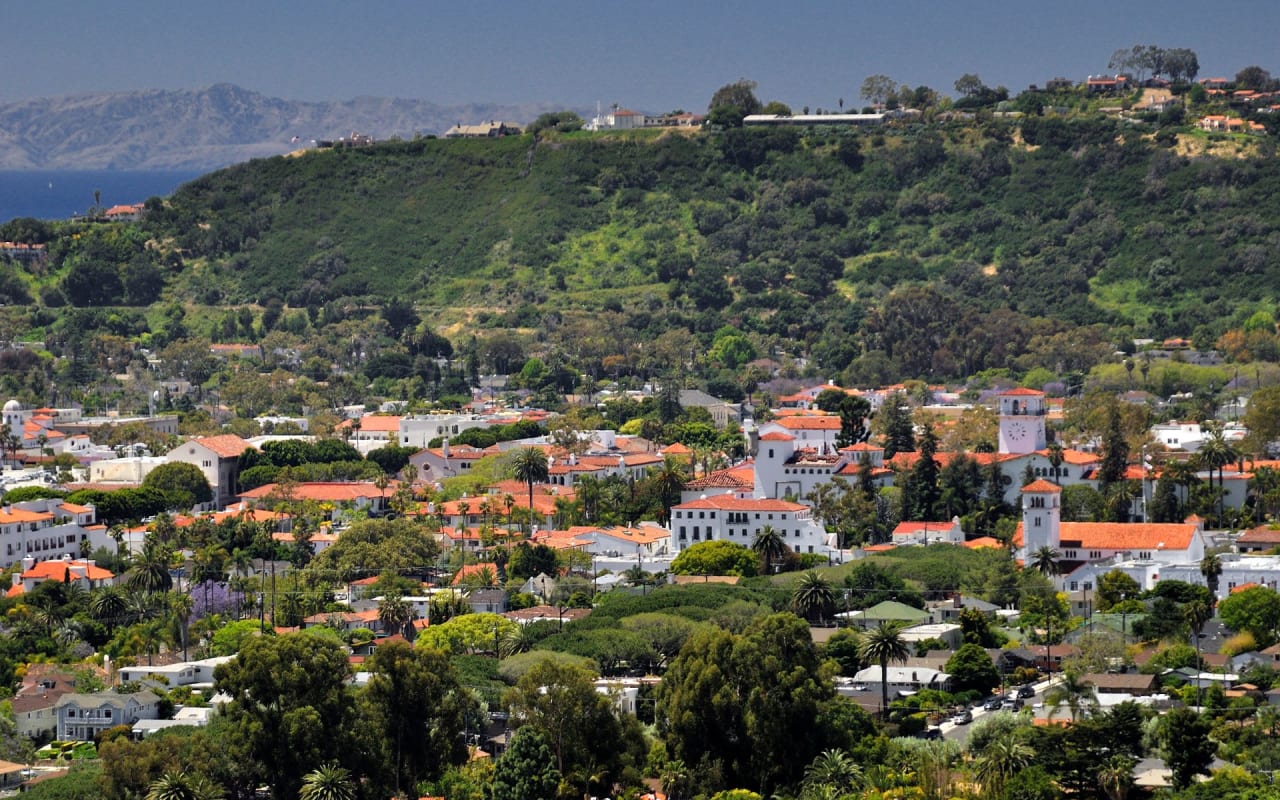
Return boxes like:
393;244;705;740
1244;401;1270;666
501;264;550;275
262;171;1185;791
168;592;195;661
90;585;129;633
1200;552;1223;600
651;456;689;525
511;447;549;536
660;759;690;800
792;571;836;624
1196;424;1237;523
299;762;356;800
860;621;910;720
1030;545;1061;577
973;731;1034;797
752;525;788;574
1045;670;1098;722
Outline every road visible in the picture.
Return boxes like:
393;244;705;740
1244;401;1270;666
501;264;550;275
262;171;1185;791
938;677;1056;745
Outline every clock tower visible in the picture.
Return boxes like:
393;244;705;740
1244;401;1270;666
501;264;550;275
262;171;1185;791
997;388;1046;454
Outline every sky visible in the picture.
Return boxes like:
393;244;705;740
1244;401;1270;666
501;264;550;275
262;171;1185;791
2;0;1278;113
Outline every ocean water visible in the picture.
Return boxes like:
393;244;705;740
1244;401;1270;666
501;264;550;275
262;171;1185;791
0;170;204;223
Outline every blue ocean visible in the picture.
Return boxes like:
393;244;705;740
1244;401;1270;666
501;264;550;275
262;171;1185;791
0;170;204;223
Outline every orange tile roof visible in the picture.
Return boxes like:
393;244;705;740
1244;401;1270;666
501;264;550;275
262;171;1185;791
760;432;795;441
57;503;94;514
192;434;253;459
240;481;387;502
864;544;897;552
1021;479;1062;493
662;443;692;455
999;388;1045;397
337;415;402;433
963;537;1003;549
0;507;53;523
21;559;114;582
1013;521;1198;551
673;496;808;512
776;416;841;431
566;524;670;544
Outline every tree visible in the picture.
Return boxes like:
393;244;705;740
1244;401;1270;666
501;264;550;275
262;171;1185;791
954;73;987;97
879;392;914;457
1218;584;1280;646
658;614;841;795
503;660;626;791
860;621;910;719
1097;754;1137;800
491;727;561;800
973;729;1034;797
708;79;762;126
128;540;174;594
146;771;223;800
213;632;353;800
1235;65;1273;91
791;571;835;624
751;526;788;574
1095;569;1142;611
1244;386;1280;457
376;591;415;639
510;447;549;536
141;462;214;509
362;640;470;793
1158;707;1215;790
860;74;898;107
1029;545;1061;578
1200;552;1223;600
298;763;356;800
944;643;1000;694
1045;670;1098;722
670;540;757;577
803;749;862;795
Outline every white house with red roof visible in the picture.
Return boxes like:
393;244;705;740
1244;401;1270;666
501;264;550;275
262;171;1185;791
891;518;964;546
336;414;402;455
167;435;254;509
0;499;109;569
670;495;836;559
7;554;116;598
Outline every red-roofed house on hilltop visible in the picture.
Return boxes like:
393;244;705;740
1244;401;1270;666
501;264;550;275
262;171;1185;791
7;554;116;598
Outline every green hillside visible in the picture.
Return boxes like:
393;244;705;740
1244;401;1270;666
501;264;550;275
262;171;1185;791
8;117;1280;382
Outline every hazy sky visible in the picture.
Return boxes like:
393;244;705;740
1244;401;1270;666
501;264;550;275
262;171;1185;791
3;0;1277;112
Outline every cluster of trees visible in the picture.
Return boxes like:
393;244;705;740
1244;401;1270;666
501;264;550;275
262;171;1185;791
1107;44;1201;83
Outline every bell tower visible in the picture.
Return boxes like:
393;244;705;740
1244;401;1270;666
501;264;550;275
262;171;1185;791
997;388;1047;454
1019;479;1061;561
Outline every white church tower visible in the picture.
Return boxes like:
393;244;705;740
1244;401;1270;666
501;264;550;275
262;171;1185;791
1018;479;1061;561
997;388;1047;454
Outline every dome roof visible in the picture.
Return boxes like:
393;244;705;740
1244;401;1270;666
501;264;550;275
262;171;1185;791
3;399;20;412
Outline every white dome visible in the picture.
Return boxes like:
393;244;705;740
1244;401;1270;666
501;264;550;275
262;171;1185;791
3;399;20;413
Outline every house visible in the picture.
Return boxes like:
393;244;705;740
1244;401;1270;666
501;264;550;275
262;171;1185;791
55;691;160;740
926;595;1000;623
1082;672;1157;696
398;413;491;449
12;669;77;740
115;656;232;689
891;518;964;546
102;203;144;221
899;623;963;650
1086;75;1130;93
336;414;402;454
239;481;390;518
849;665;952;693
444;120;522;138
559;523;670;558
837;600;933;627
7;555;115;598
669;495;835;559
167;434;254;509
466;588;508;615
1237;525;1280;553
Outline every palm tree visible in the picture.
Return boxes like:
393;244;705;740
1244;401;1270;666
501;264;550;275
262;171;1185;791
803;749;862;795
860;621;910;720
127;540;174;594
1185;598;1211;704
752;525;788;574
90;585;129;633
792;571;835;624
1200;552;1223;600
973;731;1034;797
660;759;691;800
650;456;689;525
169;592;195;661
1045;669;1098;721
299;762;356;800
1046;442;1065;485
1030;545;1061;577
1097;754;1137;800
511;447;549;536
1196;424;1237;523
145;771;222;800
377;591;414;638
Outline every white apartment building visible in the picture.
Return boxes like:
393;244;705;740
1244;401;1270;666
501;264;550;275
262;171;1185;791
669;495;836;558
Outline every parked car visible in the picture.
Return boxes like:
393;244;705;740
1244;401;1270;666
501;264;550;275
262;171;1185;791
1017;685;1036;698
918;727;943;740
983;697;1003;711
1000;698;1023;711
952;709;973;725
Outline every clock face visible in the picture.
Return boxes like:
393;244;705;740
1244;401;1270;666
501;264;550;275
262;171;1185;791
1008;422;1027;441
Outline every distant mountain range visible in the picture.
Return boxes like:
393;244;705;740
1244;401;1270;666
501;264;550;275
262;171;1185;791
0;83;571;170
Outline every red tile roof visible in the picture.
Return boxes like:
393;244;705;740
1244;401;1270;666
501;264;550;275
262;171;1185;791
1013;521;1198;551
673;496;808;512
999;388;1045;397
1022;480;1062;493
193;434;253;459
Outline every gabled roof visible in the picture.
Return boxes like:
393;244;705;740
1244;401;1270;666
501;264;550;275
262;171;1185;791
998;387;1045;397
1014;521;1199;551
191;434;253;459
1021;479;1062;493
774;416;841;431
672;496;807;512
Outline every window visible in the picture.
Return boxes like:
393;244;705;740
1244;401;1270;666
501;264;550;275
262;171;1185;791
1033;517;1041;527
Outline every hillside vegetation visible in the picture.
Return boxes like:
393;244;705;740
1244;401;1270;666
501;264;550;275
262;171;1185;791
7;117;1280;383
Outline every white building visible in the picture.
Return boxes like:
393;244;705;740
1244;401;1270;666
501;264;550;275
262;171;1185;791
399;413;492;449
166;435;253;509
669;495;836;558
